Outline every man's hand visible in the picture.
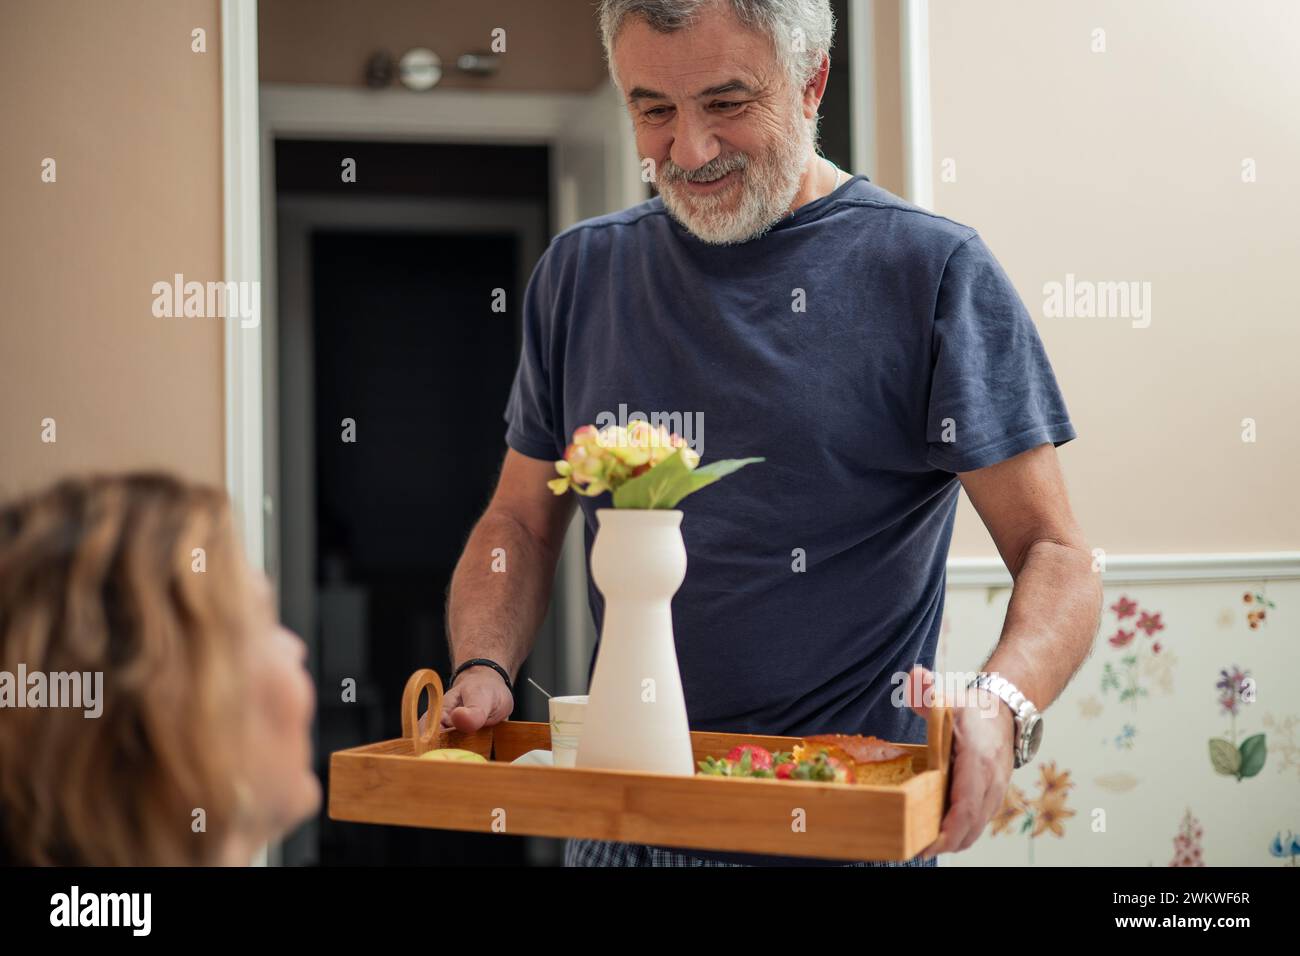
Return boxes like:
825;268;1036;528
441;667;515;733
904;665;1015;859
435;449;573;739
417;668;515;736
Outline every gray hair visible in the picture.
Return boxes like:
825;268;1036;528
599;0;835;90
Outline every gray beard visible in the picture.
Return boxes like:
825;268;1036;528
657;114;813;246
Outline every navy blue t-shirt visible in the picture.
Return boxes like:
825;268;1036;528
503;175;1075;863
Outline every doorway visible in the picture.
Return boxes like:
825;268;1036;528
272;139;562;865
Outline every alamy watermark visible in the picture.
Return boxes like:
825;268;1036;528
0;664;103;718
594;403;705;456
1043;273;1151;329
890;670;1001;719
152;273;260;328
50;886;150;936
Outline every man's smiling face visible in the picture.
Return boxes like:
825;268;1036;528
611;4;817;244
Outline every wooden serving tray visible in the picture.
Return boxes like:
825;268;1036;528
329;668;954;862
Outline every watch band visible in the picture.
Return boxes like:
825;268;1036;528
967;672;1042;769
450;658;514;697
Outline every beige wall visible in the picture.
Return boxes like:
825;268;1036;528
0;0;226;499
259;0;607;91
869;0;904;196
930;0;1300;556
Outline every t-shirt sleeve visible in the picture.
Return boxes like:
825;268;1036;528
925;233;1076;473
503;245;564;462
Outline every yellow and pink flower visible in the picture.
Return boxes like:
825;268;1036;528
548;421;701;497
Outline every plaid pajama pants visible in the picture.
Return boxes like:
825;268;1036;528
564;838;937;867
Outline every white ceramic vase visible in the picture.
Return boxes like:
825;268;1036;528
574;508;696;776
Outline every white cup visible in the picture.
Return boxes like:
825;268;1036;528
548;695;588;768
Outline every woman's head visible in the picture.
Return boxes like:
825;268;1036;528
0;472;318;865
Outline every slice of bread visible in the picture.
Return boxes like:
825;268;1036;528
793;734;915;785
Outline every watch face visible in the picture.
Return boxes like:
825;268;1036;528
1023;714;1044;761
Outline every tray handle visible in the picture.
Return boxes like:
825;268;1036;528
401;668;444;757
926;703;954;775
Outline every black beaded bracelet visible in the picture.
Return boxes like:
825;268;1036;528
450;658;514;697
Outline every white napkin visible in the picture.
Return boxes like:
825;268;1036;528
510;749;555;767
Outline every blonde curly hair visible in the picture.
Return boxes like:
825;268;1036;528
0;472;252;865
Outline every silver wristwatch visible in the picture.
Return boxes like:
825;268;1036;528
967;673;1043;769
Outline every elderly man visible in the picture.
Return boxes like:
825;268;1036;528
439;0;1101;866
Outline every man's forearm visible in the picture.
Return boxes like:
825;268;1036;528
981;538;1103;712
446;509;563;680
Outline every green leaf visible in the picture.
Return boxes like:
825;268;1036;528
1101;672;1118;693
691;457;765;481
1209;738;1241;776
611;450;693;509
612;451;763;509
1238;734;1267;778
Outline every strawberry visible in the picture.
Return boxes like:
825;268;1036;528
775;761;796;779
726;745;773;771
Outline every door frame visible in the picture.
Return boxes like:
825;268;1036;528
899;0;933;210
222;0;265;578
